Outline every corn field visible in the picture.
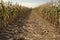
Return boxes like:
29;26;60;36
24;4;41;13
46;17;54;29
0;0;31;27
34;2;60;27
41;6;60;27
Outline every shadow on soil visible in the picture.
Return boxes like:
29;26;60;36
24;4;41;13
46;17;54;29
0;9;32;40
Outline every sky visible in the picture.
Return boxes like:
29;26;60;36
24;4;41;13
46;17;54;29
3;0;57;8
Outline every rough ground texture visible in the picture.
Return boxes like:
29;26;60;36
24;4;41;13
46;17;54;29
0;10;58;40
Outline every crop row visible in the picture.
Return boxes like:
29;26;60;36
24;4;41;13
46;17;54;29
0;1;31;27
34;6;60;27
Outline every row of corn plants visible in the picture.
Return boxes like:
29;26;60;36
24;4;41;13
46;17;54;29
34;5;60;27
42;6;60;27
0;1;31;27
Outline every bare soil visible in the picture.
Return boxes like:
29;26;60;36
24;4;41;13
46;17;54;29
0;10;60;40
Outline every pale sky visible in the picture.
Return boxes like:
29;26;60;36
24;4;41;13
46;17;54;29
3;0;57;8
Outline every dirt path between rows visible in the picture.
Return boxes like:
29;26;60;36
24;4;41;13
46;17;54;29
21;10;56;40
0;10;59;40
